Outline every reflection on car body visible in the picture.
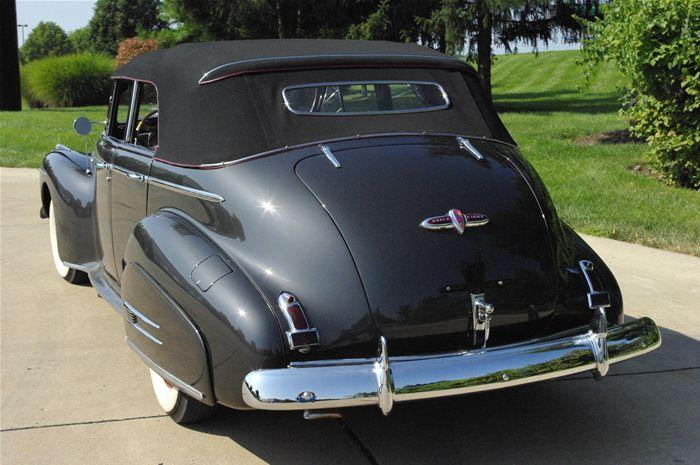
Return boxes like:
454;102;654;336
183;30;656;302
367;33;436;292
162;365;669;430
39;39;660;425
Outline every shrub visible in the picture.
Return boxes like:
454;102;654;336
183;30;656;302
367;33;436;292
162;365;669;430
581;0;700;189
20;21;73;63
22;53;114;107
115;37;160;67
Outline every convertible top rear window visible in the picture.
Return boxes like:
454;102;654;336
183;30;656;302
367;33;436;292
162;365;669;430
283;81;449;115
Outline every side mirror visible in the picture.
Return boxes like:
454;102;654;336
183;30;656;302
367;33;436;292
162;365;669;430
73;116;93;136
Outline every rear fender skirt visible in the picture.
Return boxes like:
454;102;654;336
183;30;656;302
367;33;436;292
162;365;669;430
123;211;285;409
40;149;99;269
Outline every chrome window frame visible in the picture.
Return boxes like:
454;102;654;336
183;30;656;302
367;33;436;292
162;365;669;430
282;80;451;116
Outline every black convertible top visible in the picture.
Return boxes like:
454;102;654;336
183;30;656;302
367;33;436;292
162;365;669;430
114;40;513;166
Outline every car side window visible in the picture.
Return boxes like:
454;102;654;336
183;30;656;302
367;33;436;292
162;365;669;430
132;82;158;150
109;80;134;141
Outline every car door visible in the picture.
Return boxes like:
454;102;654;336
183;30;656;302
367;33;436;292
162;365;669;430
109;80;158;283
94;80;135;279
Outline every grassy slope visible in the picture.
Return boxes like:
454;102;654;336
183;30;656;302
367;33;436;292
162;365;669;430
492;50;699;256
0;50;698;255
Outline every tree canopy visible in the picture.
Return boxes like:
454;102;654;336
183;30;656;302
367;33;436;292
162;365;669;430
160;0;596;98
20;21;73;63
161;0;378;41
88;0;165;55
69;27;93;54
348;0;600;100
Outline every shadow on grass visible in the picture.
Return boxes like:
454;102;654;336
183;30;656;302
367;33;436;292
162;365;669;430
493;89;622;114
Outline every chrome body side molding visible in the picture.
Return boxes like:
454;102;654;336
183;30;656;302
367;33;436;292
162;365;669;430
124;300;160;329
242;317;661;415
112;165;146;182
124;301;162;345
147;177;224;203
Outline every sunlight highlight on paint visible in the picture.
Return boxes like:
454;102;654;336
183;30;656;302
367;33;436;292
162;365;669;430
259;199;277;215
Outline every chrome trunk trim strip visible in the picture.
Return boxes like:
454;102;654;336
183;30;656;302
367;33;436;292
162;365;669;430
241;317;661;415
320;145;341;168
457;136;484;160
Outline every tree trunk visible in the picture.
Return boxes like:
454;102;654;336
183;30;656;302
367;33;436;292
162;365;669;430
476;0;493;102
0;0;22;111
276;0;301;38
276;1;285;38
437;33;447;54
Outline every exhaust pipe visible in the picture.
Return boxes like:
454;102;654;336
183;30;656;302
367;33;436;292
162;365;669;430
303;410;342;420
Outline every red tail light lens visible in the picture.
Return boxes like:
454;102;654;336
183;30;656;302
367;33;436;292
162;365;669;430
277;292;319;351
285;303;309;330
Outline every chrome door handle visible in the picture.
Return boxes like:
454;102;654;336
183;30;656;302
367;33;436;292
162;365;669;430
126;172;145;181
93;160;109;169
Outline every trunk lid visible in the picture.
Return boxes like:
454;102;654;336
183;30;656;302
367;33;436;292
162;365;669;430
295;138;558;355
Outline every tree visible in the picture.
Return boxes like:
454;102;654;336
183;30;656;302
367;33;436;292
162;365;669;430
161;0;377;41
20;21;74;63
581;0;700;189
88;0;165;55
69;27;93;53
346;0;442;45
1;0;22;110
352;1;600;101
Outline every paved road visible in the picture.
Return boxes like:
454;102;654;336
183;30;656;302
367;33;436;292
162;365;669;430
2;167;699;465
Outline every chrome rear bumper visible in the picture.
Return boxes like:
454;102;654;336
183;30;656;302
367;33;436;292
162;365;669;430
242;317;661;415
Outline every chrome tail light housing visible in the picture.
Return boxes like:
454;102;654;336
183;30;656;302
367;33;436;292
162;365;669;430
278;292;320;352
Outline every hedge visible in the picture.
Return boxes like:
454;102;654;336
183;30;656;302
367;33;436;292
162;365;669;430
22;53;114;108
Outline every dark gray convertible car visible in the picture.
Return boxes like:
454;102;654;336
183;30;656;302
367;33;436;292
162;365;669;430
39;40;661;424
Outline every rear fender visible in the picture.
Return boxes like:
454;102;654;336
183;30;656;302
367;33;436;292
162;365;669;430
123;211;285;408
561;224;624;325
40;148;98;268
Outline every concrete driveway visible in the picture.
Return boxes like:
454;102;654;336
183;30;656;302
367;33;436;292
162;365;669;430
2;167;699;465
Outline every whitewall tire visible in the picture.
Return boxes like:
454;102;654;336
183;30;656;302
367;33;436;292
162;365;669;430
149;369;217;424
150;368;180;413
48;201;88;284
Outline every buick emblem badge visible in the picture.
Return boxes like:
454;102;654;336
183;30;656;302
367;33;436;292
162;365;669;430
420;209;489;234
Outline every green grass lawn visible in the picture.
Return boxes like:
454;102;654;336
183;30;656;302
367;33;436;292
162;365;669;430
1;50;698;256
0;106;107;168
492;50;699;256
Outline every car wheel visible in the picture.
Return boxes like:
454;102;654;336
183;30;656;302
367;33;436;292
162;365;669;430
48;201;88;284
149;369;216;424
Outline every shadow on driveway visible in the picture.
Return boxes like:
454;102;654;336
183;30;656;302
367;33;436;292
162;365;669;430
186;323;699;465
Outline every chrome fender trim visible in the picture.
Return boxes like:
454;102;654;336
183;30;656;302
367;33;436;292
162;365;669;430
241;317;661;415
147;177;224;203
